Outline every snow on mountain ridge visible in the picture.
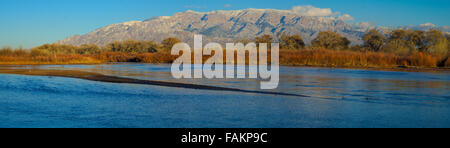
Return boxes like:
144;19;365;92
56;8;448;47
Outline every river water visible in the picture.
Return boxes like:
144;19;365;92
0;64;449;127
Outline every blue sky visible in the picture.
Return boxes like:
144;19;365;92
0;0;449;48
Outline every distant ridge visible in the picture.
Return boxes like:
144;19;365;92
57;8;449;46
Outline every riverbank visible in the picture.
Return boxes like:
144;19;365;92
1;48;449;73
1;45;449;71
281;64;450;73
1;62;449;74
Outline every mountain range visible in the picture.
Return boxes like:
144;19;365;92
56;8;449;46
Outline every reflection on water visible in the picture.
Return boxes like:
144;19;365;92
39;64;450;102
0;63;449;127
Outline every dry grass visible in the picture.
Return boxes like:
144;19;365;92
279;48;440;68
0;47;100;65
280;48;397;67
92;52;137;62
403;52;438;67
445;57;450;67
91;51;176;63
0;46;446;69
135;52;176;63
0;54;101;65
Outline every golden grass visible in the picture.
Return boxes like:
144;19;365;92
92;52;137;62
403;52;438;67
279;48;441;68
445;57;450;67
135;52;176;63
0;55;101;65
0;47;447;70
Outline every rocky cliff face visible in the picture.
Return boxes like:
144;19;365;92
56;8;447;46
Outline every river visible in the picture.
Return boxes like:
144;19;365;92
0;64;449;127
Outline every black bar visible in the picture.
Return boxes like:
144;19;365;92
2;128;447;147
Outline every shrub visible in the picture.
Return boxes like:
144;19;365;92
363;29;386;52
77;44;101;54
311;31;350;50
0;47;14;56
161;38;181;51
280;34;305;50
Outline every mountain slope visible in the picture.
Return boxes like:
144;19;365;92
56;8;447;46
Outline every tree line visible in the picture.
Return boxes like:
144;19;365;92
17;28;448;56
256;29;449;56
0;29;449;67
27;37;182;56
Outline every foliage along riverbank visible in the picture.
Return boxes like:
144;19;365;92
0;29;449;70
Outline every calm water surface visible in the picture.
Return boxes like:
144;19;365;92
0;64;449;127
